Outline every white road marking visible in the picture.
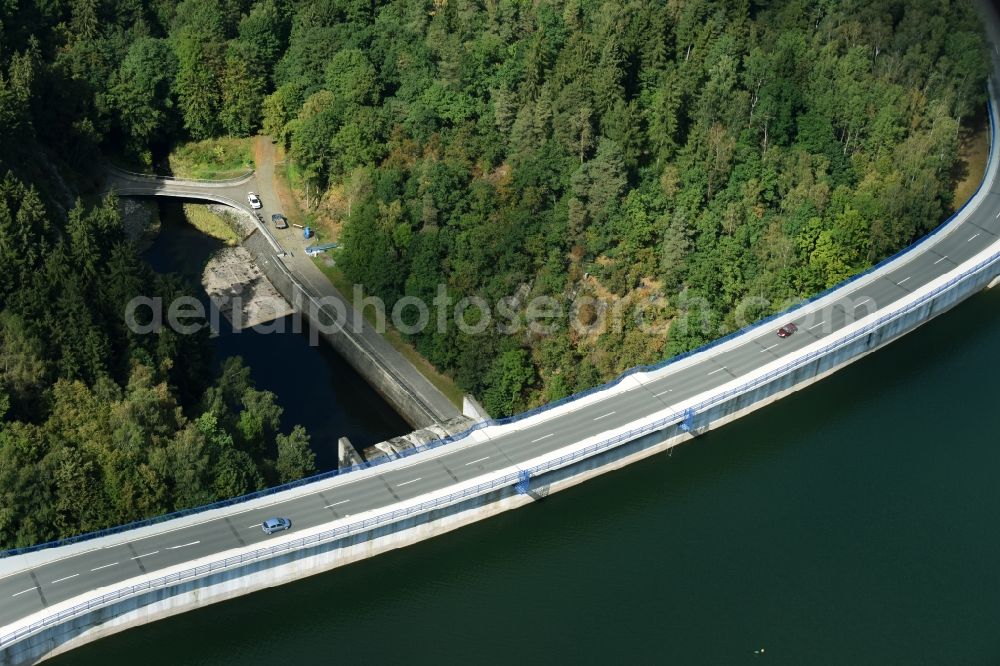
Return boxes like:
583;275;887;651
760;344;778;353
934;255;948;265
11;587;37;597
324;500;351;508
808;321;825;330
856;298;871;307
995;209;1000;218
707;367;727;375
166;541;200;550
248;524;262;529
51;574;80;584
130;551;159;560
969;233;981;242
593;411;616;421
896;276;911;285
653;389;673;397
531;433;554;443
90;562;118;572
465;456;491;466
396;477;422;487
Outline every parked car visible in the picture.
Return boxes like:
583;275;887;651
271;213;289;229
261;517;291;534
247;192;262;209
776;323;798;338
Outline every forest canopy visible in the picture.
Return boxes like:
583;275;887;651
266;0;990;415
0;0;317;549
0;0;991;546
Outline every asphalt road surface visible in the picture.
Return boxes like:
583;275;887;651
11;17;1000;630
107;169;462;427
4;170;1000;628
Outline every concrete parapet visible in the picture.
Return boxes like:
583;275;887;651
337;437;364;469
462;395;491;421
12;82;1000;661
104;166;256;188
366;416;475;461
5;247;1000;665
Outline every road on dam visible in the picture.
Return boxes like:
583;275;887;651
106;168;462;429
6;1;1000;638
4;161;1000;628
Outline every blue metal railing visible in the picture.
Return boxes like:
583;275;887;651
2;87;995;560
4;237;1000;650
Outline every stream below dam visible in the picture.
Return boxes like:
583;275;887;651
51;207;1000;664
141;201;409;470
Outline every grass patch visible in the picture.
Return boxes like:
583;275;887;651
285;157;305;190
182;204;239;245
168;137;254;180
311;257;465;409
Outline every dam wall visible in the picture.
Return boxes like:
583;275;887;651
242;230;457;429
5;239;1000;666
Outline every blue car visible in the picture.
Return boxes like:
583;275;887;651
261;517;291;535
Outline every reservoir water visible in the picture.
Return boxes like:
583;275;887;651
141;202;409;469
55;229;1000;664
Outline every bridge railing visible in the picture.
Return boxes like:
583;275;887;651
105;165;255;185
106;184;288;257
5;238;1000;651
3;87;993;560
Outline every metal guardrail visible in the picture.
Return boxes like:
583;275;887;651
108;185;288;257
5;237;1000;650
105;166;256;185
3;88;995;561
0;470;523;650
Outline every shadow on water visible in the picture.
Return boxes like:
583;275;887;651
143;201;408;469
142;201;227;278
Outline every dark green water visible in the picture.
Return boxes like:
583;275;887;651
55;263;1000;664
142;203;409;468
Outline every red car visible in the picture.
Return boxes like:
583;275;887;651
776;323;798;338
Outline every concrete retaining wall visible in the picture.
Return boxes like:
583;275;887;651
242;231;444;428
105;166;460;428
5;241;1000;666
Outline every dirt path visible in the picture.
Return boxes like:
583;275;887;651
252;136;323;258
252;137;281;224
